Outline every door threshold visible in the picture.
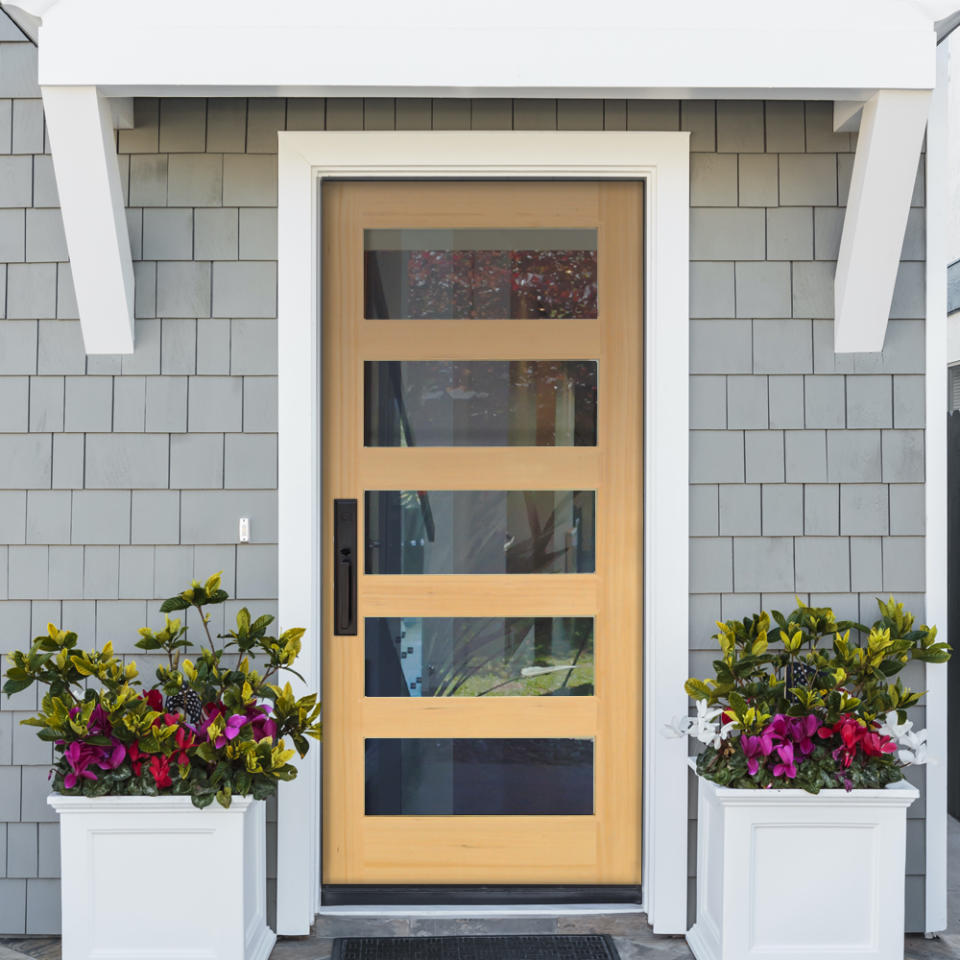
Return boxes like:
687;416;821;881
316;904;646;918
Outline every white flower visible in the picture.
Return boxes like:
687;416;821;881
717;720;738;744
662;715;693;739
898;727;928;766
878;711;913;742
692;699;726;748
661;700;735;749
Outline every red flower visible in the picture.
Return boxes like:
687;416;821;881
127;741;145;777
862;732;897;757
152;712;180;729
172;727;194;769
819;715;871;769
143;690;163;712
149;754;172;789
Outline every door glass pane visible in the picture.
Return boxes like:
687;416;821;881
364;361;598;447
365;738;594;815
365;617;595;697
365;490;596;574
364;228;598;319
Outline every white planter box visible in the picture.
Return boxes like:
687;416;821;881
686;766;918;960
48;794;276;960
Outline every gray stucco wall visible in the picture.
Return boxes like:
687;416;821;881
0;10;929;936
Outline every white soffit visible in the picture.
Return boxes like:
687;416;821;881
24;0;941;96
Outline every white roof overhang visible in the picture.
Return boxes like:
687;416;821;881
3;0;955;355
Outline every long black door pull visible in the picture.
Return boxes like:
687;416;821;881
334;499;357;635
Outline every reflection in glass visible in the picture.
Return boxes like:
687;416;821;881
365;738;594;815
364;361;598;447
364;228;598;319
365;490;595;575
365;617;594;697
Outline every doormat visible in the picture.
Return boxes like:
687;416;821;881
331;935;620;959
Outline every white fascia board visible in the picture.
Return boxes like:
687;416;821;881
834;90;931;352
41;85;134;354
33;0;937;94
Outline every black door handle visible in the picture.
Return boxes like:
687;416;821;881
334;499;357;635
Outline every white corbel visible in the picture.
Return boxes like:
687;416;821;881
41;85;134;354
834;89;930;353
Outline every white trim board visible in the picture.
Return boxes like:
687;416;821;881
275;131;691;937
923;42;950;937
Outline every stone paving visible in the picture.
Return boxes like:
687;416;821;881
2;924;959;959
5;816;960;960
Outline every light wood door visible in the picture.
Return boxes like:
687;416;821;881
322;181;643;885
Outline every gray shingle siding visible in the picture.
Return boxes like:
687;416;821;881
0;16;930;936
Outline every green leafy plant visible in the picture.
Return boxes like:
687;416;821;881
670;596;949;793
3;573;322;809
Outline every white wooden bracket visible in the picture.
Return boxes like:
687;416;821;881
833;100;864;133
834;89;930;353
40;85;135;354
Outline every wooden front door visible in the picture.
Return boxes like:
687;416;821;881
321;180;643;886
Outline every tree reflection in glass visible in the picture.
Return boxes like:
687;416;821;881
364;490;596;575
365;617;594;698
364;228;598;320
364;360;597;447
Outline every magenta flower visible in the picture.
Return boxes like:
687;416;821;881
771;742;797;779
791;714;820;755
197;702;225;742
764;714;821;756
740;733;775;776
246;704;277;743
213;714;247;749
87;704;113;737
99;738;126;771
63;742;102;789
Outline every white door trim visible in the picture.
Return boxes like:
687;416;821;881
275;131;691;937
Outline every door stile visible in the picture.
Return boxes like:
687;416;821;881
595;183;644;879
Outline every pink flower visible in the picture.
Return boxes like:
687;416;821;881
771;742;797;779
87;704;112;737
214;714;247;749
197;702;225;742
246;704;277;743
99;738;125;771
63;742;101;789
740;733;775;776
766;714;820;755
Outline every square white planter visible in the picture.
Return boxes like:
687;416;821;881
686;766;918;960
48;794;276;960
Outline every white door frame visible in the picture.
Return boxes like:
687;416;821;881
275;130;691;937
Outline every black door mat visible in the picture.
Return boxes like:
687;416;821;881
331;935;619;960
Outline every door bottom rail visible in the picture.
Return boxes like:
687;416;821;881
321;885;642;907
